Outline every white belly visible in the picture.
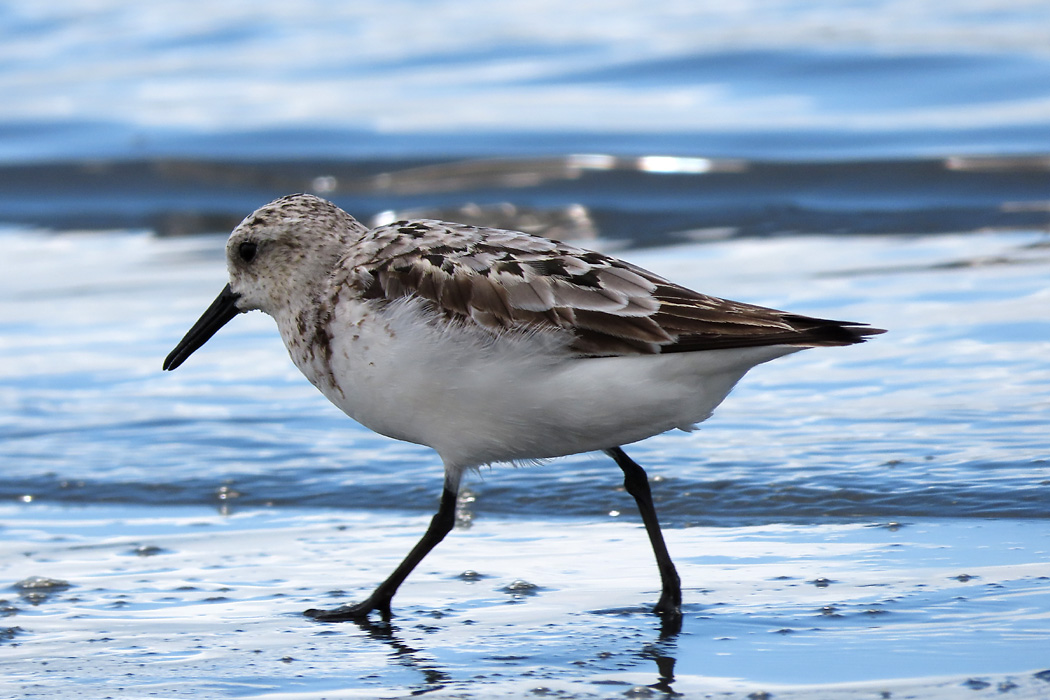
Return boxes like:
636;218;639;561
281;297;800;470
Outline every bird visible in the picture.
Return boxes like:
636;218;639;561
163;193;884;623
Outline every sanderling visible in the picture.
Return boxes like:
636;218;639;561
164;193;884;622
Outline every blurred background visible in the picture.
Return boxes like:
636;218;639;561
1;0;1050;533
1;0;1049;534
3;0;1050;517
2;0;1050;239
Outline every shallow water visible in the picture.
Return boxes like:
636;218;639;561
3;506;1050;698
3;228;1047;524
2;1;1050;698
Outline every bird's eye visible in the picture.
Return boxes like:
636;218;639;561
238;241;257;263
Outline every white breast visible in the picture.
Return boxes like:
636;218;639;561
277;295;800;471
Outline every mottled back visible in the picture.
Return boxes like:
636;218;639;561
339;218;883;356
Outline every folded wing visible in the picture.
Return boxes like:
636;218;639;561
354;220;885;356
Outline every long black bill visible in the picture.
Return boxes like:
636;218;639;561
163;284;243;371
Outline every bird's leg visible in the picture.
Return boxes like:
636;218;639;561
305;471;462;622
604;446;682;618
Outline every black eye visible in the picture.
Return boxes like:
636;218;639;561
238;241;257;263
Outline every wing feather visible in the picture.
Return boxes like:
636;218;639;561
348;220;884;355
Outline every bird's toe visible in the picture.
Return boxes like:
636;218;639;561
303;601;379;622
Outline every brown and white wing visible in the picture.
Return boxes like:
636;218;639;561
353;220;884;356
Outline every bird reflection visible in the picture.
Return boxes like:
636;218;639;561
641;640;682;696
350;617;451;694
342;607;683;696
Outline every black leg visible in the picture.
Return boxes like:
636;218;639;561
305;472;462;622
604;446;682;618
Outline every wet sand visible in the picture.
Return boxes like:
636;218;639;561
3;503;1049;698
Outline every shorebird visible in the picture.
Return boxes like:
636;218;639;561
164;193;883;622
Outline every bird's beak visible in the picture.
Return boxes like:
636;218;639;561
163;284;243;370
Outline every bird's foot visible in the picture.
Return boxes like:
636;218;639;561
653;597;683;637
652;592;682;619
304;597;390;622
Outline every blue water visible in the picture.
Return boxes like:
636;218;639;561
1;0;1049;522
1;3;1050;697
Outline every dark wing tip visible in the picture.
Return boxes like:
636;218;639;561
655;314;886;354
801;320;886;346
